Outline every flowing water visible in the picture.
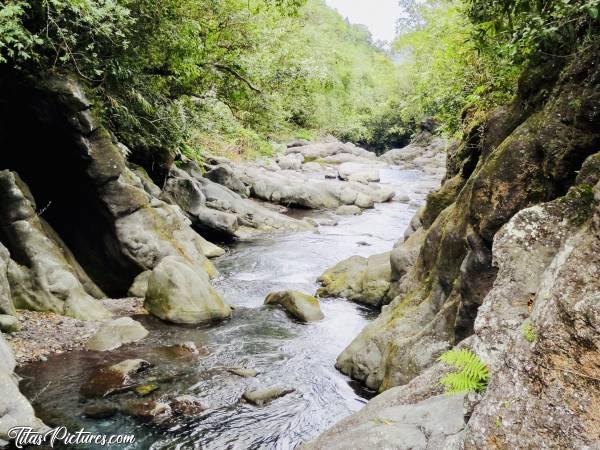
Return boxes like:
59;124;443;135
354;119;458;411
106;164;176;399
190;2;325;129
18;168;439;450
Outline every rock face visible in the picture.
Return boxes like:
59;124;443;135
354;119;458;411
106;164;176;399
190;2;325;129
0;171;110;320
317;253;392;307
0;333;46;443
0;76;226;327
304;392;466;450
264;291;324;322
333;48;600;393
145;256;231;324
311;47;600;448
85;317;149;351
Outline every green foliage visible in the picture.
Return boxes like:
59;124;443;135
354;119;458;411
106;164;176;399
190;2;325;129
392;1;519;135
522;320;537;343
439;348;490;394
0;0;402;156
467;0;600;62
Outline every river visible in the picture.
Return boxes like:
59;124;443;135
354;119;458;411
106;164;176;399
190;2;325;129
18;167;438;449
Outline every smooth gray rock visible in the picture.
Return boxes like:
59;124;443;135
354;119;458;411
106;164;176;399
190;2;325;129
205;164;250;197
264;291;324;322
85;317;149;351
242;387;295;406
304;393;465;450
144;256;231;324
227;367;259;378
177;163;311;235
337;162;380;183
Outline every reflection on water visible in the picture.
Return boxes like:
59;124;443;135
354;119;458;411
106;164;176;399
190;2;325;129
18;168;438;449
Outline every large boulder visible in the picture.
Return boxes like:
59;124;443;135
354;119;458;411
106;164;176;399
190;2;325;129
264;291;324;322
205;164;250;197
317;252;392;307
236;164;394;211
0;171;110;320
144;256;231;324
0;333;46;444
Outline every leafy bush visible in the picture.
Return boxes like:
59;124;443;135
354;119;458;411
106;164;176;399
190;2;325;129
439;348;490;394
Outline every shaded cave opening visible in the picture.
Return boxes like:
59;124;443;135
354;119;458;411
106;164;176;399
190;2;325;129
0;78;141;297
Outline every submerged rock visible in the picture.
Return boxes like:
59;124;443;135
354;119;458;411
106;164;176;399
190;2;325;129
264;291;324;322
170;395;205;416
242;387;295;406
227;367;259;378
144;256;231;324
161;341;207;359
85;317;149;352
122;400;173;425
83;404;119;419
80;358;152;398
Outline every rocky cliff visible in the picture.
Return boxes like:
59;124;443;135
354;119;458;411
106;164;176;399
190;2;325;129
308;44;600;448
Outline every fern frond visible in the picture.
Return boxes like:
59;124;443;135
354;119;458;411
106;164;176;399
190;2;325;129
438;348;490;394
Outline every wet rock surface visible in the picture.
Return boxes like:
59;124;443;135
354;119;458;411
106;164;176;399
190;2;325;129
144;256;232;325
264;291;325;322
242;387;295;406
85;317;149;352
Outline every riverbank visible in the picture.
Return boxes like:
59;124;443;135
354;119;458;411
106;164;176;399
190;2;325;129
6;299;146;365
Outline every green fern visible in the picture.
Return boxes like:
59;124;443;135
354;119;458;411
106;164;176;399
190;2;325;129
439;348;489;394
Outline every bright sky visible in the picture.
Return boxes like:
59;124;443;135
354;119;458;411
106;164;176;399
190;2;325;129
324;0;400;44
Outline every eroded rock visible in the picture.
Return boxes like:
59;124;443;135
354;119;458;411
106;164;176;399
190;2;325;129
144;256;231;324
85;317;149;352
264;291;324;322
242;387;295;406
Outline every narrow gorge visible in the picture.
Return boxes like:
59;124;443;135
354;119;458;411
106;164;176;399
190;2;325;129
0;0;599;449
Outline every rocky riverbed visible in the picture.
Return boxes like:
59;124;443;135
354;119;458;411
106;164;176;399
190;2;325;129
0;74;450;450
